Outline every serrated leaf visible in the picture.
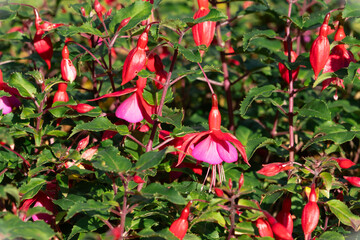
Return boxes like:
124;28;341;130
135;149;166;171
65;199;111;221
109;1;153;32
344;62;360;84
174;43;202;63
70;117;129;137
192;211;226;227
240;85;276;118
157;106;183;128
327;199;360;230
142;183;186;204
69;217;103;239
138;228;179;240
26;71;44;84
303;130;358;150
313;72;337;87
245;137;275;160
318;231;345;240
298;99;331;121
92;147;132;173
9;72;37;98
19;178;47;200
242;29;277;51
343;0;360;18
57;22;104;37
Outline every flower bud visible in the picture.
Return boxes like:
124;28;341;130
53;83;69;104
263;210;293;240
76;135;90;151
276;197;293;234
343;176;360;187
214;188;224;197
61;46;77;83
68;103;95;114
170;201;192;240
133;175;145;184
334;157;355;169
255;218;274;238
302;184;320;240
238;173;244;191
257;162;293;176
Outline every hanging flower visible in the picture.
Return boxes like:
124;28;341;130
302;184;320;240
176;94;248;189
53;83;69;104
343;176;360;187
332;157;355;169
255;218;274;238
263;210;293;240
278;41;299;84
276;197;293;235
0;69;21;114
257;162;293;177
61;45;77;83
170;201;192;240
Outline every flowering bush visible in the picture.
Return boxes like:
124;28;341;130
0;0;360;239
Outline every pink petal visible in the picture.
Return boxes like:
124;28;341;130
0;96;13;114
216;140;238;163
192;135;223;165
115;93;144;123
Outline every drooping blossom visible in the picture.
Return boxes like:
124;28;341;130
170;201;192;240
0;69;21;114
255;218;274;238
321;25;356;100
278;41;299;84
302;184;320;240
61;45;77;83
53;83;69;104
263;210;293;240
177;94;248;189
192;0;216;56
276;197;293;235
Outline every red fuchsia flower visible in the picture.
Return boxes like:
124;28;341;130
255;218;274;238
214;188;224;197
53;83;69;104
33;9;56;69
122;25;151;85
146;53;168;89
20;191;56;225
68;103;96;113
276;197;293;235
257;162;293;177
34;9;64;32
94;0;106;21
0;69;21;114
263;210;293;240
310;13;331;80
302;184;320;240
192;0;216;56
343;176;360;187
278;42;299;84
332;157;355;169
133;175;145;184
88;77;155;124
170;201;192;240
321;25;356;99
177;94;248;189
61;45;77;83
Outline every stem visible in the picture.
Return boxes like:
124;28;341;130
67;41;106;70
118;173;128;240
197;63;214;94
1;145;30;168
126;134;146;149
227;195;236;240
285;0;295;166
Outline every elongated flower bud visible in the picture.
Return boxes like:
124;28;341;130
61;45;77;82
310;13;330;79
68;103;95;113
94;0;104;21
76;135;90;151
278;42;299;84
334;157;355;169
192;0;216;56
133;175;145;183
257;162;293;176
276;197;293;234
255;218;274;238
122;25;151;85
53;83;69;104
238;173;244;191
344;176;360;187
263;210;293;240
208;94;221;130
214;188;224;197
170;201;192;240
302;184;320;240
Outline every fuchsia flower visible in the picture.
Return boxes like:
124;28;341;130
61;45;77;83
0;69;21;114
333;157;355;169
255;218;274;238
88;77;155;124
322;25;356;99
302;184;320;240
257;162;294;177
176;94;248;189
276;197;293;235
263;210;293;240
343;176;360;187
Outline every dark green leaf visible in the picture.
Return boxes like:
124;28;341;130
69;217;104;239
240;85;276;118
0;31;23;40
193;211;226;227
318;231;345;240
142;183;186;204
242;29;277;51
184;8;227;26
135;149;166;171
157;106;184;128
303;131;358;150
9;72;37;98
327;199;360;230
70;117;129;137
19;178;46;200
174;43;202;63
92;147;132;173
343;0;360;18
26;71;44;84
298;99;331;121
65;199;111;221
245;137;275;160
57;22;104;37
138;228;179;240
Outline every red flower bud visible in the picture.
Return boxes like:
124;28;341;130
310;13;330;79
80;7;86;17
214;188;224;197
344;176;360;187
76;135;90;151
170;201;192;240
102;130;118;141
228;178;233;190
257;162;293;176
117;17;131;32
122;25;151;85
53;83;69;104
94;0;104;21
133;175;145;184
208;94;221;130
278;42;299;84
263;210;293;240
334;157;355;169
276;197;293;234
146;53;156;72
302;184;320;240
255;218;274;238
61;45;77;82
192;0;216;56
238;173;244;191
68;103;95;114
34;30;53;69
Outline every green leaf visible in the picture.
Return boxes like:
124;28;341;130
0;90;11;97
65;199;111;221
344;62;360;84
327;199;360;230
320;172;333;198
0;31;23;40
318;231;345;240
245;137;275;160
109;1;153;32
343;0;360;18
0;9;16;20
69;217;104;240
313;72;337;87
240;85;276;118
185;8;227;26
57;22;104;37
26;206;52;218
19;178;46;200
242;29;277;51
92;147;132;173
138;228;179;240
9;72;37;98
135;149;166;171
157;106;184;128
70;117;129;137
26;71;44;84
142;183;186;204
303;130;358;150
298;99;331;121
192;211;226;227
174;43;202;63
